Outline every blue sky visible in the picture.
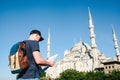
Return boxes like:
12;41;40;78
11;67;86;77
0;0;120;79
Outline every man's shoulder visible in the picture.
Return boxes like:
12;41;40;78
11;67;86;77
25;40;39;47
25;40;39;43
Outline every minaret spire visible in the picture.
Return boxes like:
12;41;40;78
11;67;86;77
47;28;50;59
88;7;93;25
88;7;97;49
112;25;120;61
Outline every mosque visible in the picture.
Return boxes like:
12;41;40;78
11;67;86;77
45;8;120;78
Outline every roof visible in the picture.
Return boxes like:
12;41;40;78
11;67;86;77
102;60;120;65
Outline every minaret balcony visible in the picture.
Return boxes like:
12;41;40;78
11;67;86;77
91;45;97;48
90;35;95;38
89;25;94;28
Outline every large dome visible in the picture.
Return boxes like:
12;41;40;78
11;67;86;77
71;40;91;53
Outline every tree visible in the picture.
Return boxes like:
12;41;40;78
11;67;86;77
55;69;85;80
109;70;120;80
85;71;106;80
55;69;120;80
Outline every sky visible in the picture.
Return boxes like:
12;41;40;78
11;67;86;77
0;0;120;79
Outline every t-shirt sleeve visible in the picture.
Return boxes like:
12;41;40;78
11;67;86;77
30;41;40;52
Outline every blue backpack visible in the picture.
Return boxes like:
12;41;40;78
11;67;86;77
9;41;29;74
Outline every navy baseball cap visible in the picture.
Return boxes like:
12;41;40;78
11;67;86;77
30;30;44;41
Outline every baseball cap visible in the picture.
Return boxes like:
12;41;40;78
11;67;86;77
30;30;44;41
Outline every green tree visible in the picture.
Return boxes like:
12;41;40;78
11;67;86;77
85;71;106;80
55;69;85;80
40;72;46;80
109;70;120;80
40;72;46;77
55;69;120;80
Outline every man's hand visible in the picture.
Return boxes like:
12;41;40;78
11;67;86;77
48;61;54;67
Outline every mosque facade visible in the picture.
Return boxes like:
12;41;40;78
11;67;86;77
45;8;120;78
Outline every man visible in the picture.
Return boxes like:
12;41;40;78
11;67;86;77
17;30;54;80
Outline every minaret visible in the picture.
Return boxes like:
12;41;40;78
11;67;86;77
46;29;51;77
112;26;120;61
88;7;97;49
47;29;50;59
88;7;99;70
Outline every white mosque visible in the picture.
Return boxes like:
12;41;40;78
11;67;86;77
45;8;120;78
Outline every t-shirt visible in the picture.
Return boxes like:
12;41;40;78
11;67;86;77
18;40;40;79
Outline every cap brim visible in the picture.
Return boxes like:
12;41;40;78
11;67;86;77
39;36;44;41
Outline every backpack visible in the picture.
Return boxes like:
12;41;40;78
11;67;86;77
9;41;29;74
